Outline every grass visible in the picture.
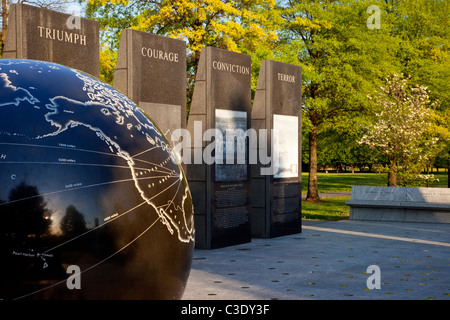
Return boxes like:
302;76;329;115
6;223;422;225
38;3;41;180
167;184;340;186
301;172;448;194
300;171;449;221
302;196;351;221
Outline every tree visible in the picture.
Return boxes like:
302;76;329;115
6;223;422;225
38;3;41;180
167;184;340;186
359;74;447;186
99;43;117;84
279;0;449;198
5;182;52;245
386;0;449;111
60;205;88;237
86;0;278;93
317;119;382;173
279;0;398;201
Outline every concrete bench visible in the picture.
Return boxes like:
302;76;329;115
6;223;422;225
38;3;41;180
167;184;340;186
346;186;450;224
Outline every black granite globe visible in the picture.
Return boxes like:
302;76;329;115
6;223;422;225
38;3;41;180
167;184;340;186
0;59;194;299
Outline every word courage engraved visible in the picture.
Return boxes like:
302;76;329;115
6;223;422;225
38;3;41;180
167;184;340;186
141;47;179;63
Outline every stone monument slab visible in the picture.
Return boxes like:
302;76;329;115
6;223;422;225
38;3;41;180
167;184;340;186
113;29;186;139
3;3;100;78
251;60;302;238
347;186;450;223
187;46;252;249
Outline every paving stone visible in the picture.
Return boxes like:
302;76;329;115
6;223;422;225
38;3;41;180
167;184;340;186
183;220;450;300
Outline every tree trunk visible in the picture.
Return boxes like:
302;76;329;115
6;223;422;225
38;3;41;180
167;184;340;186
388;155;397;187
306;112;320;201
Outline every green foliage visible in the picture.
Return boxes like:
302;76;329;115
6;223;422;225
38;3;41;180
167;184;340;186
87;0;278;104
83;1;449;192
359;74;448;186
277;0;401;199
386;0;450;109
99;44;117;84
0;1;446;193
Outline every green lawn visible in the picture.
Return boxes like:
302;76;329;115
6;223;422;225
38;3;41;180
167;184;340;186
302;196;351;221
301;172;448;194
300;171;449;221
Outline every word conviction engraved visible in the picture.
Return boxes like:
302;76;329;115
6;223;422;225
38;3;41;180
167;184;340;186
212;61;250;75
141;47;179;62
37;26;86;45
277;72;295;83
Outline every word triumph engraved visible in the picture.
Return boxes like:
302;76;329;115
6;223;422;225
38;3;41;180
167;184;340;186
37;26;87;45
3;3;100;77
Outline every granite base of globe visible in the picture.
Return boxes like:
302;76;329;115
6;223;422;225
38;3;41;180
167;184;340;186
0;59;195;299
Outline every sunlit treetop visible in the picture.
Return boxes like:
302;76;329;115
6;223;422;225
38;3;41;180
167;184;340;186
87;0;278;55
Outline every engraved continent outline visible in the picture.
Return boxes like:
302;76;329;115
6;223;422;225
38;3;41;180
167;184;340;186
0;60;194;244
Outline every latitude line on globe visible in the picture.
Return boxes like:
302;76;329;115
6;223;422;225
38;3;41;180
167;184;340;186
146;177;182;202
44;201;146;253
15;215;162;300
127;173;179;180
0;160;131;169
0;141;128;159
1;176;169;205
1;160;179;173
132;157;176;174
44;200;148;254
130;145;159;158
157;176;182;211
134;165;178;175
0;158;172;173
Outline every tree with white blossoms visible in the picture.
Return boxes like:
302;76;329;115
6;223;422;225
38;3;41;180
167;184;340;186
359;74;446;187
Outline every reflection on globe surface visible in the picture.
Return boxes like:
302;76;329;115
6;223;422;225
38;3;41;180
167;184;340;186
0;59;195;299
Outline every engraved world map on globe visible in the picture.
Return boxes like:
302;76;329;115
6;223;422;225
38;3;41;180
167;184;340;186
0;59;194;299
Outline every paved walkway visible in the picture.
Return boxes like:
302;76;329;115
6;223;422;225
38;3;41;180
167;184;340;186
183;219;450;300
